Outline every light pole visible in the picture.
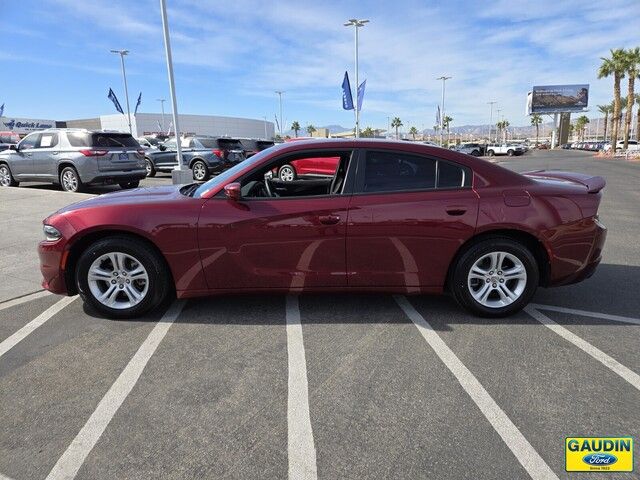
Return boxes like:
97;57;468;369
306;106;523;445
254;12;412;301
275;91;285;137
110;49;133;135
159;0;190;183
263;116;268;138
487;101;496;143
436;75;452;146
156;98;166;132
344;18;369;138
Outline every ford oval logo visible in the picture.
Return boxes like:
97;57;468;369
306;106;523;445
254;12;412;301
582;453;617;465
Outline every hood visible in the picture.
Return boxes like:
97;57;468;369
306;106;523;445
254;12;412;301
55;185;186;214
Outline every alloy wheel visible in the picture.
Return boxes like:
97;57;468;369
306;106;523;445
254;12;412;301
279;166;295;181
0;165;10;186
87;252;149;309
467;251;527;308
193;162;207;180
62;170;79;192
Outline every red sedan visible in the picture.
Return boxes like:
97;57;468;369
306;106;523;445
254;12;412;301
38;139;606;319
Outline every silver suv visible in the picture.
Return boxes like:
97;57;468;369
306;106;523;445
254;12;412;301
0;129;147;192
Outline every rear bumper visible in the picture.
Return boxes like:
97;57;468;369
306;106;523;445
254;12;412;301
546;216;607;286
84;169;147;184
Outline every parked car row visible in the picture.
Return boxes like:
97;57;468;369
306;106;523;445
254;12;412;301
569;140;639;152
485;143;526;156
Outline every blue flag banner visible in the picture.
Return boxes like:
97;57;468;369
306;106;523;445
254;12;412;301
357;79;366;112
0;103;4;117
108;88;124;114
274;114;280;134
436;105;441;127
134;92;142;115
342;71;354;110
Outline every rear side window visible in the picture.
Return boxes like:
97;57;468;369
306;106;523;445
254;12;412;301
196;138;218;149
438;161;470;188
217;139;243;150
363;151;436;193
67;132;91;147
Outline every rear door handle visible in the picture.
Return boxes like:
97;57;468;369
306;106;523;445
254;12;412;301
446;207;467;216
318;214;340;225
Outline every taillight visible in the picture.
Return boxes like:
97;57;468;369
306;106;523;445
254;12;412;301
212;149;223;157
79;149;108;156
136;149;145;157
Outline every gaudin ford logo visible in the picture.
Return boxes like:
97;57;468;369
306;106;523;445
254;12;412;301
566;437;633;472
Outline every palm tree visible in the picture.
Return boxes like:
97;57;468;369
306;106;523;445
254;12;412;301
597;104;611;141
623;47;640;148
409;126;419;140
575;115;590;141
306;124;316;137
361;126;375;138
291;121;300;137
636;94;640;141
530;114;542;145
391;117;403;139
598;49;627;149
496;120;510;142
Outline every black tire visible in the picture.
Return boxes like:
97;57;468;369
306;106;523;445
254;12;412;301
119;180;140;189
75;236;171;319
507;149;514;156
471;150;480;156
0;163;19;187
487;150;495;156
449;237;539;318
278;164;297;181
145;158;156;177
191;160;210;181
59;166;84;192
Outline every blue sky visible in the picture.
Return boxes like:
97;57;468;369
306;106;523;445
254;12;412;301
1;0;639;129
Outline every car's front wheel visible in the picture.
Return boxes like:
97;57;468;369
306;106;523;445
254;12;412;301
76;236;171;319
191;160;210;181
60;166;84;192
0;164;19;187
450;238;539;317
487;150;495;156
507;149;514;156
278;164;296;181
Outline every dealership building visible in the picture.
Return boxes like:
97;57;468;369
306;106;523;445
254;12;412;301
2;113;275;139
65;113;275;139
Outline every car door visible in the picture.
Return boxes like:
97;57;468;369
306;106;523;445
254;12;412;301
31;132;59;180
154;139;178;169
10;132;40;178
197;149;356;291
346;149;479;290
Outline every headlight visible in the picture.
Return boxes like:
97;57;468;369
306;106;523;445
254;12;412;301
43;225;62;241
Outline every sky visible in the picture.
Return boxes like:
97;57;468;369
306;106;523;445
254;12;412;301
1;0;639;130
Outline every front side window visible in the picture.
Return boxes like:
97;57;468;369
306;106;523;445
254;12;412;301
38;133;58;148
18;133;40;150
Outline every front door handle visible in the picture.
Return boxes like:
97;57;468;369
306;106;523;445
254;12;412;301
446;207;467;216
318;214;340;225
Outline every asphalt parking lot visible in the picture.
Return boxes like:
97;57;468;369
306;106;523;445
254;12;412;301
0;150;639;479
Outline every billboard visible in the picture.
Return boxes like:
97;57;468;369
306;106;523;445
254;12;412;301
1;117;56;134
530;84;589;114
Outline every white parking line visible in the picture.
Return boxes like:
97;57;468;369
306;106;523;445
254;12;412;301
525;306;640;391
286;295;318;480
0;472;16;480
0;296;76;358
45;300;185;480
0;290;51;312
530;303;640;326
395;296;559;480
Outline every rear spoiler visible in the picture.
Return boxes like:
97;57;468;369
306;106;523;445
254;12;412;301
523;170;606;193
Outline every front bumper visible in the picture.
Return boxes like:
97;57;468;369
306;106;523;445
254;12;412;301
38;239;69;294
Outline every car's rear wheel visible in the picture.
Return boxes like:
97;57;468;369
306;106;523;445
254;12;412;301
278;164;296;181
60;166;84;193
119;180;140;189
450;238;539;317
191;160;210;181
471;150;480;156
76;236;171;319
0;164;19;187
507;149;514;156
145;158;156;177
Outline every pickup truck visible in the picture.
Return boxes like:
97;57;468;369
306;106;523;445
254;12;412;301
486;143;525;156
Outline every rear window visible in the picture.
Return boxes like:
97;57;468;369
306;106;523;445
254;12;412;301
195;138;218;149
256;140;275;150
67;132;139;148
217;139;243;150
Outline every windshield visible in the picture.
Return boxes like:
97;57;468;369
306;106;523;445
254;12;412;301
192;148;273;198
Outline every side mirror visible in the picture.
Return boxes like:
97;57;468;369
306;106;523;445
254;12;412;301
158;144;166;151
224;182;241;201
9;144;18;151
